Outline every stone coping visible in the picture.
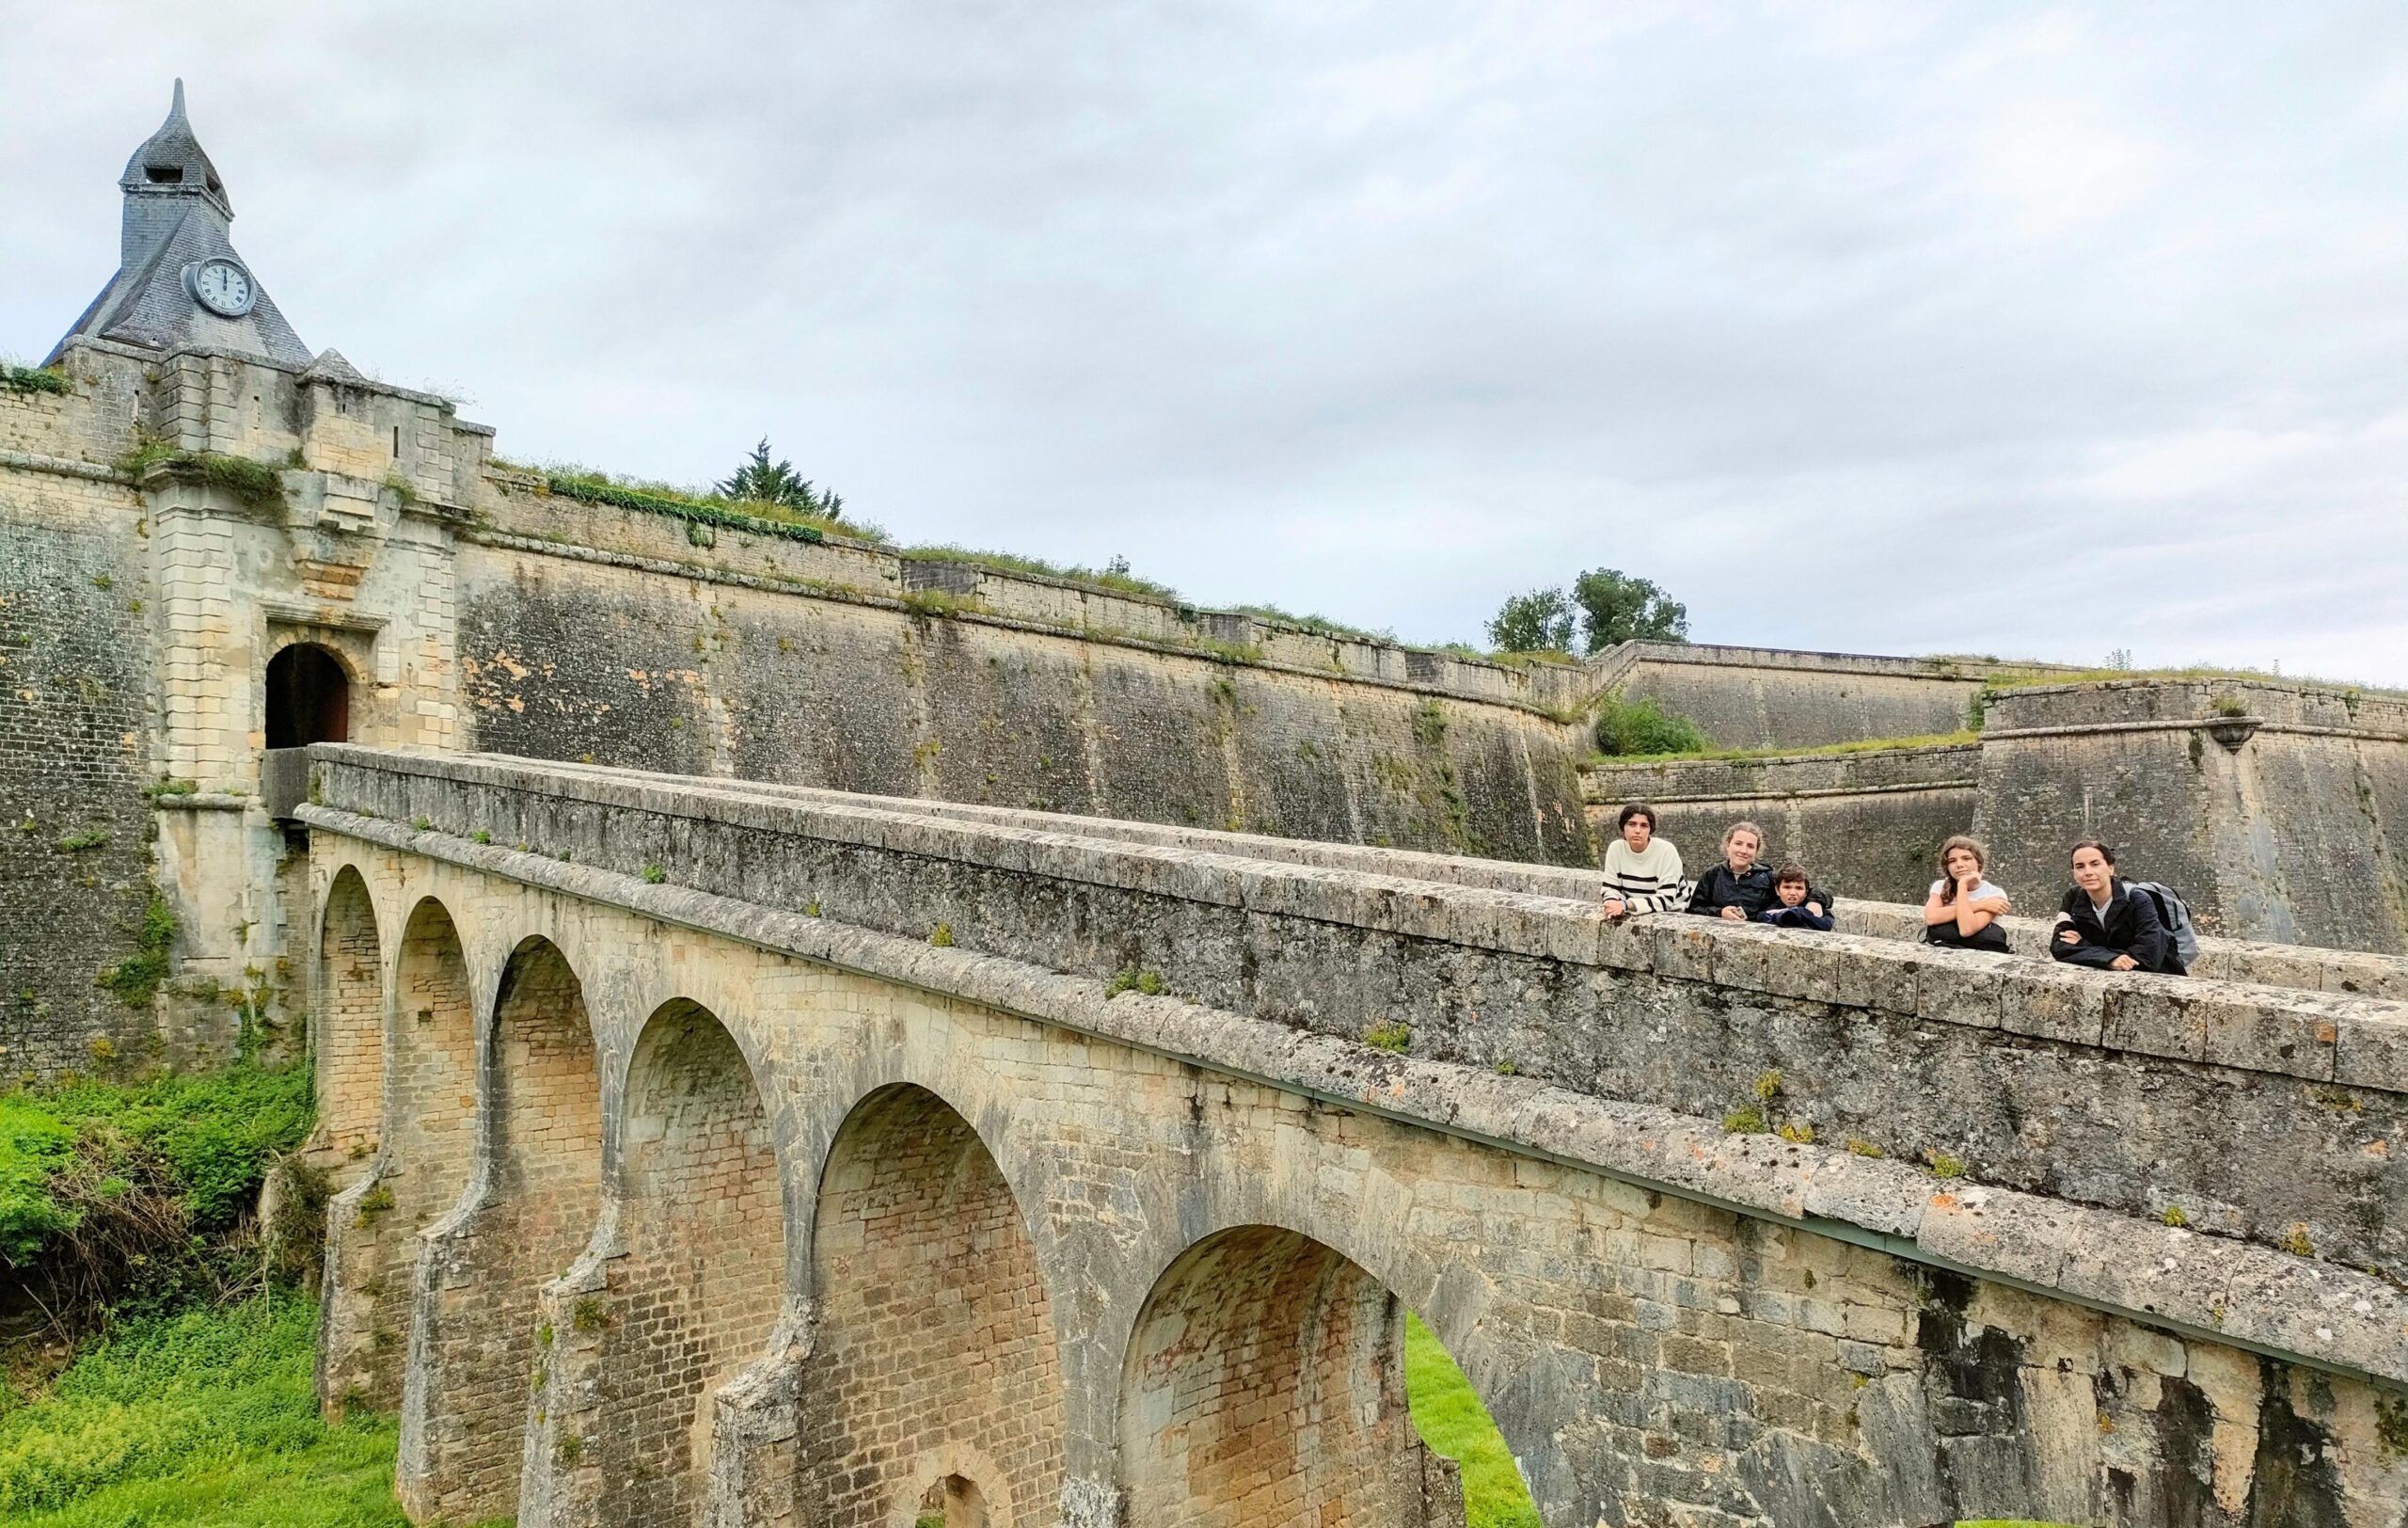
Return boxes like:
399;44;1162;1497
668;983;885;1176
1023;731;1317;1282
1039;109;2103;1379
1836;902;2408;1002
469;753;2408;1004
304;801;2408;1389
1608;642;2071;683
313;746;2408;1096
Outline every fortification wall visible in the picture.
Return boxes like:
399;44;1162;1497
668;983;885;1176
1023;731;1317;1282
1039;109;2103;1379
456;480;1597;864
1976;680;2408;954
1608;643;2020;751
0;408;165;1076
1579;743;1978;903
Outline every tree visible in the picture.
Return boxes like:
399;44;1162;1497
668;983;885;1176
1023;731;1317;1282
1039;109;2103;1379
1571;567;1687;653
1485;587;1577;654
716;438;844;519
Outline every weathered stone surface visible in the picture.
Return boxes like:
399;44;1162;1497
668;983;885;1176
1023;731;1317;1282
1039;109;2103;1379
310;806;2408;1526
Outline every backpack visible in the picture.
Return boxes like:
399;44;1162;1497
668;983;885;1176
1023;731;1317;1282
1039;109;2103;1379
2128;881;2200;966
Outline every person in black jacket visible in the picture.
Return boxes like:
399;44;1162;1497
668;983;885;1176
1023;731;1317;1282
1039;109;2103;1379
2052;839;2184;974
1757;864;1836;931
1689;821;1776;921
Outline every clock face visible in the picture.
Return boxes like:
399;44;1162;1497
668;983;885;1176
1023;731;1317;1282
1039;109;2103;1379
187;258;256;318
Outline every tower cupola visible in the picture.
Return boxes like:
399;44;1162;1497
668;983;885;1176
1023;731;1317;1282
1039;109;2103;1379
119;79;233;259
48;79;311;368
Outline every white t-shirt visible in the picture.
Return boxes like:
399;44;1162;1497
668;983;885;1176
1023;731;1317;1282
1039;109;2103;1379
1930;878;2006;903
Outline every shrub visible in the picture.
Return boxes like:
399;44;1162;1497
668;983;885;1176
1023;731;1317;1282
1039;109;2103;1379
2;362;71;397
0;1064;313;1336
96;888;175;1011
1592;692;1708;757
1104;967;1166;998
1364;1021;1413;1053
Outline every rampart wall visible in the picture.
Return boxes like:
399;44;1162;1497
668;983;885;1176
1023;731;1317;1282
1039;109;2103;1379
457;479;1594;864
1606;644;2018;751
1977;680;2408;955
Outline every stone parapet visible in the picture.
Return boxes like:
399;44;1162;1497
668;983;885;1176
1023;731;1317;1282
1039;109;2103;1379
301;787;2408;1395
308;747;2408;1304
476;476;1594;718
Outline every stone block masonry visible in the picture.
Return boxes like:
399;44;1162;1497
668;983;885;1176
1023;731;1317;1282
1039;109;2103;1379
0;446;166;1077
452;499;1594;866
308;748;2408;1526
1603;644;2057;752
1976;679;2408;954
323;745;2408;1285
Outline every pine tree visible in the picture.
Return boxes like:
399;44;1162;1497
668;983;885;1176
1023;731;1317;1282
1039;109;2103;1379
717;438;841;519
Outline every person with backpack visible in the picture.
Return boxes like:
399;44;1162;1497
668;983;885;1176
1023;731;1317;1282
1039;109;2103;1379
1922;836;2012;951
2052;839;2188;975
1689;820;1776;920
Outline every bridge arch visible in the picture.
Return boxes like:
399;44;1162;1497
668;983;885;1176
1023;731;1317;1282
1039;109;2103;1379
398;933;604;1524
573;996;788;1523
1117;1222;1475;1528
313;864;383;1171
321;891;478;1417
797;1082;1067;1528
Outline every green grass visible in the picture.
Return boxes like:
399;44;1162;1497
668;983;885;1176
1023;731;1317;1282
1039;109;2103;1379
0;1293;420;1526
1404;1313;1540;1528
905;544;1182;603
1976;664;2391;696
1587;728;1981;768
0;1064;314;1266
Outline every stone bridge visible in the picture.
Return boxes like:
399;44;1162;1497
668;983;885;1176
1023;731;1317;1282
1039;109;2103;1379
300;745;2408;1528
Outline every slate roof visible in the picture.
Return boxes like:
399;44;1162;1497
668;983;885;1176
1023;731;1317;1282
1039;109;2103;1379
47;81;311;368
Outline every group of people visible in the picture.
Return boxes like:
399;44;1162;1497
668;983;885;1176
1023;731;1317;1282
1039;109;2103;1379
1596;804;2189;976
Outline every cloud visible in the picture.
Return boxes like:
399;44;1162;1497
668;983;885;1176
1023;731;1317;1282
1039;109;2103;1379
3;0;2402;682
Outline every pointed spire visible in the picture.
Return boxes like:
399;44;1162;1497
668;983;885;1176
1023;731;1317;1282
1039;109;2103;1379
121;77;228;215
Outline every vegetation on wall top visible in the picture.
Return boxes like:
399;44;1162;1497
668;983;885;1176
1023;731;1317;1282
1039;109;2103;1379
118;441;286;511
715;438;847;522
906;545;1182;603
1489;567;1689;656
2;362;71;397
1588;692;1709;759
535;468;864;546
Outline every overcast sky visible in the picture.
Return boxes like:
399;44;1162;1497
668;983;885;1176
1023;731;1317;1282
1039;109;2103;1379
6;4;2402;681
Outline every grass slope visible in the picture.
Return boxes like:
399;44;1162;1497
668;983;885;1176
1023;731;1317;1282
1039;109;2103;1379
1405;1312;1542;1528
0;1293;420;1528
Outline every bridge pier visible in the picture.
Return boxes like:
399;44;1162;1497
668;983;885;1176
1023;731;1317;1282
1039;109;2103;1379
397;936;605;1522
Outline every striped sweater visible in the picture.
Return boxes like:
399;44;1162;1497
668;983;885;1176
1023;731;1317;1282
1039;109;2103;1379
1602;837;1690;915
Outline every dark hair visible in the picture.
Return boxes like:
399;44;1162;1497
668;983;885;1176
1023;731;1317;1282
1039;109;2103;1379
1618;803;1656;832
2069;838;2116;866
1935;835;1988;904
1774;863;1810;886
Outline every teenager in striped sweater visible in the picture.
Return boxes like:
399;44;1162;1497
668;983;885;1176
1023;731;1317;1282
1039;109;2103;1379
1600;802;1692;920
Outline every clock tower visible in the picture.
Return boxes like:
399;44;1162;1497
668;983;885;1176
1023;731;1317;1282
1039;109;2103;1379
46;79;312;367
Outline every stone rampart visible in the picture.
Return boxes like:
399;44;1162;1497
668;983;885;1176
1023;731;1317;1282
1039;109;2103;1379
304;750;2408;1526
1975;679;2408;954
1605;644;2046;751
456;483;1595;865
0;440;167;1075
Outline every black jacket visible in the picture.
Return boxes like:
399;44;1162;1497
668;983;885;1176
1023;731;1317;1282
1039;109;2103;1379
1690;863;1778;919
2052;880;2183;975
